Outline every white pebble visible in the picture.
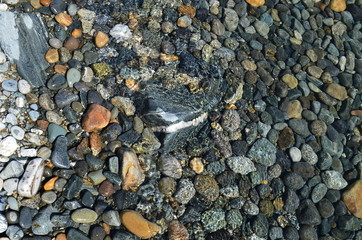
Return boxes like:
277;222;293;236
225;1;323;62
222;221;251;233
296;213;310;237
3;178;18;195
19;148;37;157
0;3;9;11
0;214;7;233
110;24;132;42
0;136;18;157
0;51;6;64
18;158;44;198
18;80;31;94
5;113;17;125
15;97;25;108
5;0;19;4
10;126;25;140
0;122;5;131
289;147;302;162
30;104;38;110
0;157;9;163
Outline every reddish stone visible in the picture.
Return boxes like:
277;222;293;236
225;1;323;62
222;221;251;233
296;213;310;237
89;132;102;156
343;180;362;218
99;180;114;197
37;120;49;130
76;137;90;155
82;104;111;132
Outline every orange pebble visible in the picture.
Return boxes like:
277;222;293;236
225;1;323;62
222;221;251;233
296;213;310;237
54;64;68;75
102;222;111;235
55;233;67;240
55;13;72;27
71;29;82;38
40;0;52;6
36;119;49;130
44;176;59;191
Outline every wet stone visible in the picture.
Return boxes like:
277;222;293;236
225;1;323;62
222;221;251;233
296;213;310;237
51;136;70;169
297;199;321;226
71;208;98;223
201;209;226;233
67;228;90;240
247;138;276;167
47;74;66;90
226;156;256;175
159;153;182;179
194;175;219;202
322;170;348;190
102;210;121;226
63;174;83;200
54;88;79;108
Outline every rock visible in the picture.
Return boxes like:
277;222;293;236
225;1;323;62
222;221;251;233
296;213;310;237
102;210;121;226
32;205;55;235
0;160;23;180
77;9;96;34
159;153;182;179
168;220;189;240
0;11;49;88
247;138;276;167
110;24;132;42
282;74;298;89
343;180;362;218
66;68;81;87
111;96;136;116
0;136;19;157
0;214;7;233
201;209;226;232
322;170;348;190
245;0;265;7
51;136;70;169
54;88;79;108
48;123;67;143
329;0;346;12
55;13;72;26
18;79;31;94
63;174;83;200
297;199;321;226
289;147;302;162
194;175;219;201
177;16;192;28
2;79;18;92
119;148;144;191
64;37;80;51
224;8;239;31
18;158;44;198
95;31;109;48
120;210;161;239
301;144;318;165
325;83;348;101
10;126;25;140
45;49;59;63
82;104;111;132
174;178;195;204
71;208;98;223
212;19;225;36
226;156;256;175
287;100;302;119
67;228;90;240
178;5;196;18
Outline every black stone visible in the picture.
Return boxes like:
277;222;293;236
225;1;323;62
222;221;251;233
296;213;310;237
54;89;79;108
49;0;67;14
85;154;103;171
81;190;95;207
63;174;83;200
51;136;70;169
101;123;122;142
114;190;138;210
67;228;90;240
297;199;321;226
118;130;140;145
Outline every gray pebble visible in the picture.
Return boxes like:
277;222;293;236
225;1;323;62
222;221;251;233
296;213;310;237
0;160;23;179
2;79;18;92
102;210;121;226
10;126;25;140
321;170;347;190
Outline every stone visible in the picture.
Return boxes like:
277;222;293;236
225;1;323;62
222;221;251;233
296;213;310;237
322;170;348;190
55;13;72;27
194;175;219;201
0;214;8;233
119;148;145;191
0;11;49;88
297;199;321;226
282;74;298;89
109;24;132;42
0;160;23;180
0;136;18;157
174;178;195;204
212;19;225;36
201;209;226;232
159;154;182;179
168;220;189;240
71;208;98;223
178;5;196;18
177;16;192;28
301;144;318;165
289;147;302;162
63;174;83;200
51;136;70;169
18;79;31;94
45;49;59;63
325;83;348;101
66;68;81;87
18;158;44;198
2;79;17;92
77;9;96;34
224;8;239;31
329;0;346;12
63;37;80;51
88;170;106;185
67;228;90;240
343;180;362;218
10;126;25;140
287;100;302;119
102;210;121;226
95;31;109;48
120;210;161;239
82;104;111;132
227;156;256;175
247;138;276;167
246;0;265;7
111;96;136;116
48;123;66;143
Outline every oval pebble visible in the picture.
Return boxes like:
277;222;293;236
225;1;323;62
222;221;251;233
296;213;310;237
2;80;17;92
71;208;98;223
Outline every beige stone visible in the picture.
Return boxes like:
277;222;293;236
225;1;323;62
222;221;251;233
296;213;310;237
121;149;145;191
325;83;348;101
329;0;346;12
343;180;362;218
282;74;298;89
287;100;303;119
120;210;161;239
95;31;109;48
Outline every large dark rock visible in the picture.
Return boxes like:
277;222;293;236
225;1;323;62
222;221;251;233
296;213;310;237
0;11;49;88
135;84;220;152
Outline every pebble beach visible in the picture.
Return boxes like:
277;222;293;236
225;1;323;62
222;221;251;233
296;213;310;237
0;0;361;239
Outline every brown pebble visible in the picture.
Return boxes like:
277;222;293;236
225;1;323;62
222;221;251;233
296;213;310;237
99;180;114;197
190;158;204;174
351;110;362;116
63;37;80;51
55;233;67;240
55;13;73;27
160;53;179;61
54;64;68;75
120;210;161;239
30;0;42;8
329;0;346;12
71;29;82;38
40;0;51;6
82;104;111;132
95;31;109;48
45;49;59;63
76;137;89;155
178;5;196;18
37;120;49;130
168;220;189;240
343;180;362;218
89;132;102;155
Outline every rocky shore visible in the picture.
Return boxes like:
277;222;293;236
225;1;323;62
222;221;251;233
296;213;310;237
0;0;361;239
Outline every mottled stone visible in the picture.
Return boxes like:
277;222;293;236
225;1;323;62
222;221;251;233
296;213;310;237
343;180;362;218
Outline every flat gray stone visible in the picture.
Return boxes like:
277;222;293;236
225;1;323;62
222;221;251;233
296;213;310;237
0;11;49;88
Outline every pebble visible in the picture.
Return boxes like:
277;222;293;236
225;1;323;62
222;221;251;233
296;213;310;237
109;24;132;42
121;149;144;191
102;210;121;226
82;104;111;132
10;126;25;140
66;68;81;87
297;199;321;226
224;8;239;31
301;144;318;165
2;80;17;92
0;160;23;179
95;31;109;48
0;214;7;234
289;147;302;162
4;178;18;195
168;220;189;240
311;183;328;203
41;191;57;204
282;74;298;89
194;175;219;201
18;80;31;94
67;228;90;240
329;0;346;12
0;51;6;64
325;83;348;101
174;179;195;205
246;0;265;7
342;180;362;218
45;49;59;63
201;209;226;232
47;123;66;143
49;38;63;49
120;210;161;239
0;136;19;157
247;138;276;167
227;156;256;175
51;136;70;169
17;158;44;198
71;208;98;223
159;153;182;179
322;170;348;190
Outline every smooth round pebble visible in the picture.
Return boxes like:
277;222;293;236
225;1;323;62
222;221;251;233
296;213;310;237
2;80;17;92
17;80;31;94
10;126;25;140
289;147;302;162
